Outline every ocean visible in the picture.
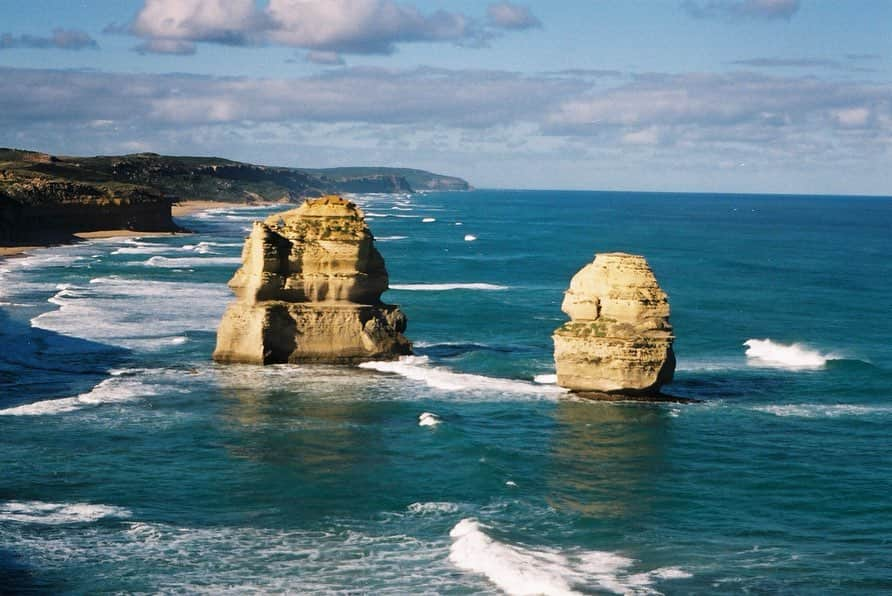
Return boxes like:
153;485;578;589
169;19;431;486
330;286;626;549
1;189;891;594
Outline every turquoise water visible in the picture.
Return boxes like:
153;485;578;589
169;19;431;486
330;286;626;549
1;190;891;594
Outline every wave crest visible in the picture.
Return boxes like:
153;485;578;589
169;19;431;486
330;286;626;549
744;339;832;370
389;283;508;291
359;356;565;398
448;518;690;595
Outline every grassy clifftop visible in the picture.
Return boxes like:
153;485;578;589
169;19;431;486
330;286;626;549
0;148;470;244
0;149;469;205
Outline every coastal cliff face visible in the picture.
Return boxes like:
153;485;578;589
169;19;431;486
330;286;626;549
553;253;675;394
0;168;176;244
213;195;411;364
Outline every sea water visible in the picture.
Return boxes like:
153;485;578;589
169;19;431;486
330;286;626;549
1;191;891;594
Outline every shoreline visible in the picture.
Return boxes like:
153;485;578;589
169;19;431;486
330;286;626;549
0;200;256;260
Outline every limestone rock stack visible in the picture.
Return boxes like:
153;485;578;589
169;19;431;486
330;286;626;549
553;253;675;394
213;195;411;364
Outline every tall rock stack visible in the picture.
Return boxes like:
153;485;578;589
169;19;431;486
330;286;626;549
553;253;675;394
213;195;411;364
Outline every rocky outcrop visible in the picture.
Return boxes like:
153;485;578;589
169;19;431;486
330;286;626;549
0;174;177;244
553;253;675;394
213;195;411;364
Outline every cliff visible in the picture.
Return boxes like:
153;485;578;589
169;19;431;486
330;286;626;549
0;148;470;245
213;195;411;364
553;253;675;395
0;154;177;244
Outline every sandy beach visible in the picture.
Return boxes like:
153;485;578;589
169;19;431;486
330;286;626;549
171;200;238;217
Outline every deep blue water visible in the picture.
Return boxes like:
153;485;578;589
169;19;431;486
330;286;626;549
1;190;891;594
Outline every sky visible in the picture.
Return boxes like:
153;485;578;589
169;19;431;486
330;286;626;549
1;0;890;195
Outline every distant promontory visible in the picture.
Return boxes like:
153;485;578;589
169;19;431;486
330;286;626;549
0;148;470;246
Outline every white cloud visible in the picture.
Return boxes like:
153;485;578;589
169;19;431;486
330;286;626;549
486;2;542;30
2;66;890;194
128;0;500;55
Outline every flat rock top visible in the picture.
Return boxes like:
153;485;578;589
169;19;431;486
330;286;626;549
295;195;364;218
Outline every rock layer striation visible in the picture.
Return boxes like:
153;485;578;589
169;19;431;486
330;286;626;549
213;196;411;364
553;253;675;394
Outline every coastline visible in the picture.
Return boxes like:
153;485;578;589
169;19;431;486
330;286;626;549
0;200;246;260
171;199;242;217
0;200;285;260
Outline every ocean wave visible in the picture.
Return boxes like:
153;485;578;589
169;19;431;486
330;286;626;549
418;412;441;427
448;518;690;595
407;502;459;514
111;243;175;255
389;283;508;291
375;236;408;241
533;374;557;384
359;356;566;397
751;404;892;418
143;256;241;268
422;217;437;223
0;376;158;416
743;338;835;370
0;500;131;524
31;277;229;349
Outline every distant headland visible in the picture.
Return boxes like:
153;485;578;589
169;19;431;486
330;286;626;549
0;148;470;251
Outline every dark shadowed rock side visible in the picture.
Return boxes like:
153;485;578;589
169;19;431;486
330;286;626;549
213;196;411;364
553;253;675;396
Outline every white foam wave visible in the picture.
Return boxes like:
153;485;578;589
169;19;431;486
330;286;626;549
359;356;565;397
143;256;241;268
534;374;557;384
389;283;508;291
111;245;174;255
751;404;892;418
375;236;408;241
422;217;437;223
0;377;159;416
743;338;834;369
407;502;459;514
464;234;477;241
418;412;441;427
448;519;689;595
32;277;229;349
0;500;131;524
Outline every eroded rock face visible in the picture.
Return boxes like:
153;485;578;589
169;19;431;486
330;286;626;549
553;253;675;394
213;195;411;364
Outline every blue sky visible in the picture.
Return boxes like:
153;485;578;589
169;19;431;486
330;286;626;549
1;0;890;194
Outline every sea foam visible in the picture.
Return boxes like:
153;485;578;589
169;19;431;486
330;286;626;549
744;338;832;370
359;356;565;397
751;404;892;418
389;283;508;291
31;277;229;350
0;500;131;524
143;256;241;268
448;518;690;595
0;376;158;416
418;412;441;427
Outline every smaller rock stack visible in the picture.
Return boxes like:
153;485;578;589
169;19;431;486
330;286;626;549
213;195;411;364
553;253;675;394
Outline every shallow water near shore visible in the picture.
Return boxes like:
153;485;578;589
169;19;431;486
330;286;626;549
2;190;891;593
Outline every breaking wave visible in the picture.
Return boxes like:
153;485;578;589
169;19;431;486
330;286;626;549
0;376;158;416
448;518;690;595
0;500;131;524
359;356;565;397
143;256;241;268
744;339;834;370
751;404;892;418
389;283;508;291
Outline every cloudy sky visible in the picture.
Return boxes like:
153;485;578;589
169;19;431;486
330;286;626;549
2;0;890;194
